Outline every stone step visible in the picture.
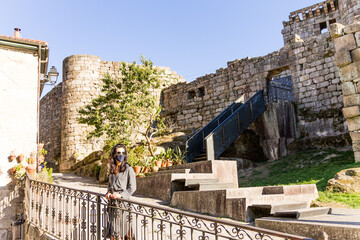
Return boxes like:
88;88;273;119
185;178;219;186
149;168;191;176
250;201;308;214
193;156;207;161
187;182;234;191
274;207;332;219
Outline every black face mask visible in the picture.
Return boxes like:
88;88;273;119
115;154;125;163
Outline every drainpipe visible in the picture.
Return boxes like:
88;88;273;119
37;43;41;173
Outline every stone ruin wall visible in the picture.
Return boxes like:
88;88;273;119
331;17;360;162
163;34;345;140
282;0;340;45
40;54;184;172
39;83;62;171
163;0;360;151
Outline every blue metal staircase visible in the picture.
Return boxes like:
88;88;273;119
186;90;266;162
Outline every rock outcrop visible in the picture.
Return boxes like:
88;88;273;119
326;168;360;193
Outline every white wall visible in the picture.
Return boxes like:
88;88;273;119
0;45;38;186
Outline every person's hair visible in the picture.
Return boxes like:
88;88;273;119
109;143;129;174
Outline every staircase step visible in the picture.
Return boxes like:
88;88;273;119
193;156;207;161
185;178;219;186
251;201;308;214
274;207;332;219
149;168;191;176
187;182;234;191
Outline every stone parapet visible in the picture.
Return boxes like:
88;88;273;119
331;19;360;162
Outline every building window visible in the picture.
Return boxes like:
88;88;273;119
197;87;205;98
320;21;328;34
319;19;336;34
187;90;196;99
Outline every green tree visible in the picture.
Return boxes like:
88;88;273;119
78;56;168;156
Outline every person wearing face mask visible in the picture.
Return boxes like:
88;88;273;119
105;143;136;240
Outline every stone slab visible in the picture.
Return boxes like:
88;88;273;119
334;34;357;52
255;208;360;240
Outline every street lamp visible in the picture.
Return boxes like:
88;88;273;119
46;66;59;85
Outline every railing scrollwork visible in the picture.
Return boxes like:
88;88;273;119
24;174;311;240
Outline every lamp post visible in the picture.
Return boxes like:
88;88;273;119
46;66;59;85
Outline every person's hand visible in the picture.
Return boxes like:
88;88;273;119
105;192;112;200
112;192;122;199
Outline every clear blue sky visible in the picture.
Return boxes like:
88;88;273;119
1;0;321;97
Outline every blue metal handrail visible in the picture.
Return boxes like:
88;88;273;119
186;97;243;162
205;90;266;160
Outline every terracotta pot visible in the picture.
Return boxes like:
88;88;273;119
142;167;149;173
155;160;162;168
161;161;166;168
10;167;16;175
26;166;36;178
151;166;159;172
166;161;173;167
133;166;142;174
17;154;25;163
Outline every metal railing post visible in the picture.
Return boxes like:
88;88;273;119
206;134;215;160
96;195;101;239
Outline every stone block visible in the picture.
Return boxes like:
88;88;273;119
329;23;345;38
355;32;360;48
335;50;352;67
344;23;360;34
343;94;360;107
352;141;360;151
339;63;359;82
334;34;357;52
347;116;360;131
342;82;356;96
350;131;360;141
355;151;360;163
351;49;360;62
343;106;360;118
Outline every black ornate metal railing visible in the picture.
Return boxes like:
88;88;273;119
205;90;266;161
267;76;295;103
186;98;243;163
24;174;310;240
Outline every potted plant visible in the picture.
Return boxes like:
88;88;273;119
10;167;16;175
173;147;186;165
17;154;25;164
164;148;174;167
153;156;162;168
39;148;47;163
26;165;36;178
134;165;142;174
9;152;16;162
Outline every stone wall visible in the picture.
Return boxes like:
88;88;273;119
339;0;360;25
331;18;360;162
162;0;360;157
40;54;184;172
39;83;62;171
163;32;345;141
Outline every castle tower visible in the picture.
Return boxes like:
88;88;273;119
61;55;102;172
